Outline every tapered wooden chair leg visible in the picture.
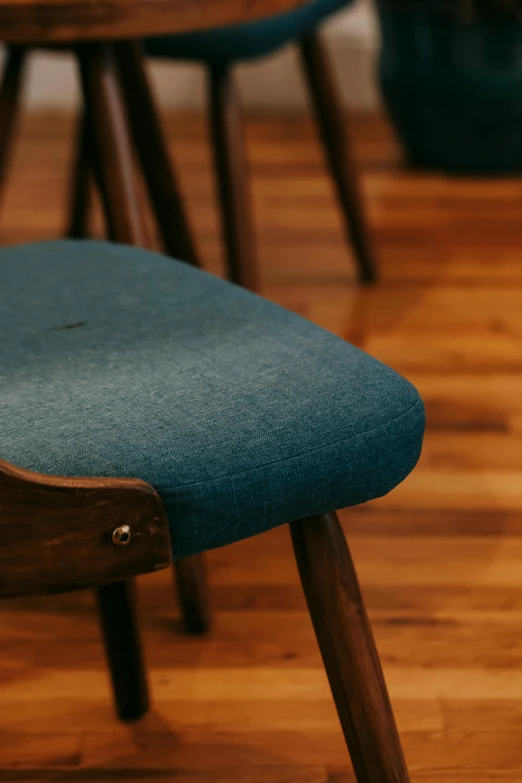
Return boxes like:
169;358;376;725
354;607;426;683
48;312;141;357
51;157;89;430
299;33;377;285
96;581;149;722
174;554;211;634
65;111;92;239
113;41;200;266
290;512;410;783
208;65;259;292
0;46;27;214
76;42;146;246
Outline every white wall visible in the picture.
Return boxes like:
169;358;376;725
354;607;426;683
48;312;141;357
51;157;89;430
2;0;381;111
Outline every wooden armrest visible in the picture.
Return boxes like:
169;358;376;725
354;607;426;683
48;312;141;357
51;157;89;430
0;458;172;598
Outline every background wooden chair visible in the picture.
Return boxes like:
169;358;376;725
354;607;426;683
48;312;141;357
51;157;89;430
144;0;377;288
0;2;377;291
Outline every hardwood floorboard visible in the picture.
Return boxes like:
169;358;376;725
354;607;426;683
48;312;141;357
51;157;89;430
2;110;522;781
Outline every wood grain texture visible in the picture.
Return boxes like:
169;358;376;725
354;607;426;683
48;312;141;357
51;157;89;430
1;111;522;781
0;0;311;43
0;458;171;598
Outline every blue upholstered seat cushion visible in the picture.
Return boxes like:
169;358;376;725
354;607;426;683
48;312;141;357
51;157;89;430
145;0;351;64
0;241;424;558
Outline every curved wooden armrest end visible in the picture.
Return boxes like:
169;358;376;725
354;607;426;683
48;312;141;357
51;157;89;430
0;458;172;599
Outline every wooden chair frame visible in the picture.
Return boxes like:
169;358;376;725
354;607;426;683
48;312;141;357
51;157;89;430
0;38;409;782
206;33;377;288
0;34;377;290
0;456;171;720
0;454;411;781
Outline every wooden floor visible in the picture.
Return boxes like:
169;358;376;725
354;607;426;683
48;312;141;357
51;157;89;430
2;110;522;782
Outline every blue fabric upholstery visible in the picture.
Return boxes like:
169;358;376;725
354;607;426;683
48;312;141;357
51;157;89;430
0;241;424;558
145;0;352;64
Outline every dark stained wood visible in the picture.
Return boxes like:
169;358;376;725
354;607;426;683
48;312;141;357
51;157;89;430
174;555;211;634
0;46;27;214
208;65;259;291
77;42;146;246
0;0;311;44
79;43;210;641
290;512;410;783
299;33;377;284
0;457;171;599
65;42;201;264
96;580;149;721
114;41;200;266
65;110;92;239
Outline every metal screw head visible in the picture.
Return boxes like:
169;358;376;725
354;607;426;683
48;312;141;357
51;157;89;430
112;525;132;546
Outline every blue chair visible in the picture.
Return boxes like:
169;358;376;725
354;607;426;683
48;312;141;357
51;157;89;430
143;0;377;287
1;238;423;777
0;28;375;645
1;43;420;779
